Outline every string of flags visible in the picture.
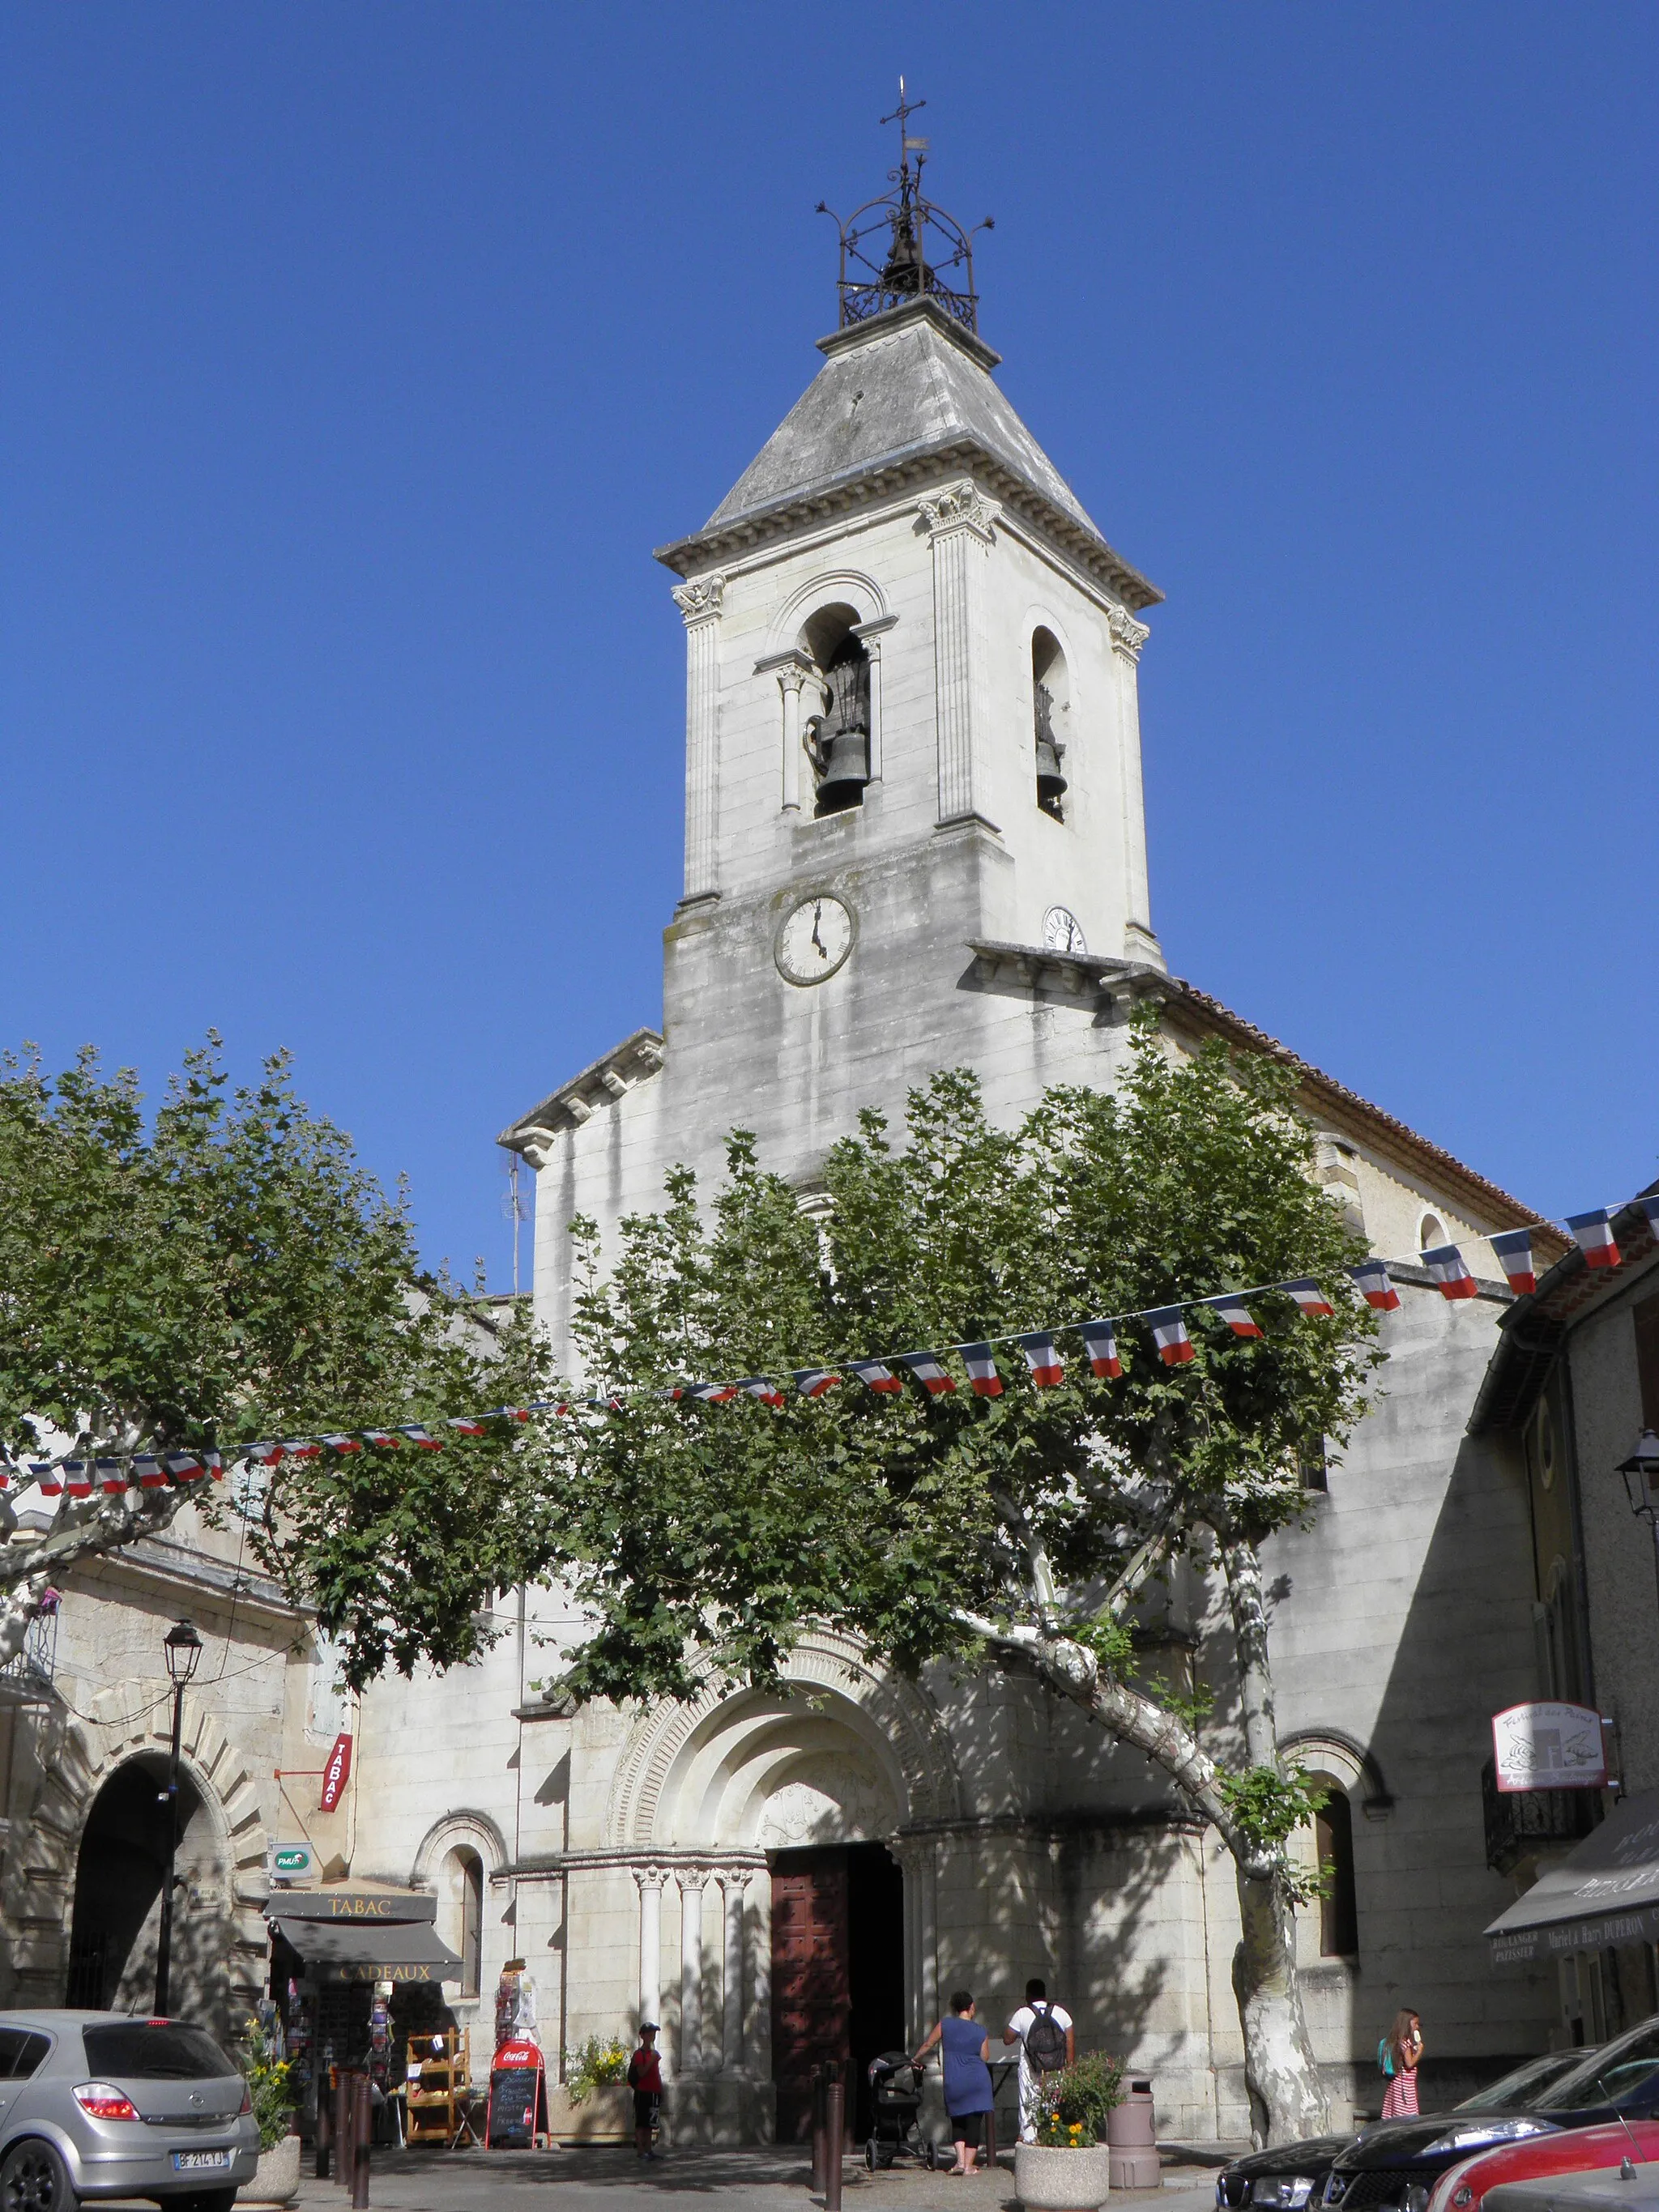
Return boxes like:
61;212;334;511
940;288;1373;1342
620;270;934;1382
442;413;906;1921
6;1191;1656;1497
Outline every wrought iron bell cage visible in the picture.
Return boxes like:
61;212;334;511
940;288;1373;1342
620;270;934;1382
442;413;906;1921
818;92;991;335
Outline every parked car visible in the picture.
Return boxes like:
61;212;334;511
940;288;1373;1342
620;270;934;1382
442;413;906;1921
1215;2050;1597;2212
1482;2173;1659;2212
1324;2014;1659;2212
1426;2120;1659;2212
0;2011;259;2210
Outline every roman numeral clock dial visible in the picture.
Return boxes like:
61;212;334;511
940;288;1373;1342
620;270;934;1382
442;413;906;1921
775;893;855;985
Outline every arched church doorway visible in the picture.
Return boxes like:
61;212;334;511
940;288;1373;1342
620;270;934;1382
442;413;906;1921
770;1842;904;2143
65;1754;230;2019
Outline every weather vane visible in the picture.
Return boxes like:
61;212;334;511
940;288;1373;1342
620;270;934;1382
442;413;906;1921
816;78;993;335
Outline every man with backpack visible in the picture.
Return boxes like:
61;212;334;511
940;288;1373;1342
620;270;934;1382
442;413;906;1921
1004;1979;1076;2142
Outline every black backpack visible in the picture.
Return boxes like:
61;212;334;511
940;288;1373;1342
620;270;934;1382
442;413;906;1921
1025;2001;1068;2073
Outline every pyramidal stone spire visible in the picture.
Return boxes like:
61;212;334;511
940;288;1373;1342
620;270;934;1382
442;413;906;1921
657;109;1158;613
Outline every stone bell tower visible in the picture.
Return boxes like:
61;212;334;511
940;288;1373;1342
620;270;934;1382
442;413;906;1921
646;132;1167;1179
507;130;1175;1349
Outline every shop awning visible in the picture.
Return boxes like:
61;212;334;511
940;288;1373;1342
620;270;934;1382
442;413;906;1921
272;1917;463;1984
1486;1788;1659;1965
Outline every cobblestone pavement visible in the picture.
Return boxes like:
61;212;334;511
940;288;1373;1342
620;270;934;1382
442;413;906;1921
260;2143;1226;2212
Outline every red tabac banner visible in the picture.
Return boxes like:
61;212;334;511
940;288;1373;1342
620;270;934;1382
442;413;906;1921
319;1733;353;1811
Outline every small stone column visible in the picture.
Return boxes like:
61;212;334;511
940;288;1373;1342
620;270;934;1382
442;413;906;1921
778;663;810;813
634;1868;663;2036
720;1876;747;2074
1108;603;1161;965
919;483;999;828
679;1873;705;2077
851;614;898;784
673;576;726;903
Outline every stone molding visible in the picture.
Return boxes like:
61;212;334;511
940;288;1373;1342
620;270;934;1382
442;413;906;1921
603;1628;960;1849
409;1807;510;1887
1107;603;1151;661
671;574;727;624
498;1029;666;1157
917;479;1000;545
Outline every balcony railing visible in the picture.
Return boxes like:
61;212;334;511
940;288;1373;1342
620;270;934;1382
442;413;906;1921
1482;1755;1600;1874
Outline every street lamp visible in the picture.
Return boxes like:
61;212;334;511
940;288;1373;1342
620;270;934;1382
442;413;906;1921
154;1617;203;2017
1616;1430;1659;1622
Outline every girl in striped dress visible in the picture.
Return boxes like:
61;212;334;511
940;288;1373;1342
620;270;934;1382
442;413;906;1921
1380;2010;1424;2118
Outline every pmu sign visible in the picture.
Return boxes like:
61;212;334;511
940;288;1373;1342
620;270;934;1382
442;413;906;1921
319;1733;354;1812
271;1844;313;1879
1492;1702;1606;1793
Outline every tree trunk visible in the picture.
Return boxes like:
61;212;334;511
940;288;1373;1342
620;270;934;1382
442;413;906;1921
1219;1532;1331;2146
1232;1864;1329;2146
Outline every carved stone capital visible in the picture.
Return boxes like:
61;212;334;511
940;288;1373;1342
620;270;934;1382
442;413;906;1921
633;1865;666;1894
917;480;998;545
672;574;727;625
1108;604;1150;661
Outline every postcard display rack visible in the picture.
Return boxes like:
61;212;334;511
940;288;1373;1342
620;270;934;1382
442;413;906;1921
404;2030;472;2147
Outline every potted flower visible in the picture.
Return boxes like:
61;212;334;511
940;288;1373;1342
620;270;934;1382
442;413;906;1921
546;2034;633;2146
239;2015;300;2207
1014;2055;1123;2211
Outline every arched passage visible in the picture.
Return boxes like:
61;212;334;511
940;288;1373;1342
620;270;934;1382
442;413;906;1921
65;1753;232;2017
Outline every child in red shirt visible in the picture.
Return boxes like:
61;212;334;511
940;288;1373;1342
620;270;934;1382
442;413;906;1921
628;2024;663;2160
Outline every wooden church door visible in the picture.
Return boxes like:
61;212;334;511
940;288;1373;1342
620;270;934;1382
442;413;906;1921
770;1848;851;2141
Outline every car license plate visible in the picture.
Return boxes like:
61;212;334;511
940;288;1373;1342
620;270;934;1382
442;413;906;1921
172;2150;232;2171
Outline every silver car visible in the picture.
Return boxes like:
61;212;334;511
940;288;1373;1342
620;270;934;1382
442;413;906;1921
0;2011;260;2210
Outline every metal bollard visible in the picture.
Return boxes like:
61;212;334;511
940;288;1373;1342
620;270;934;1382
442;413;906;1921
335;2073;352;2190
351;2073;372;2209
810;2064;826;2193
314;2078;331;2180
824;2072;844;2212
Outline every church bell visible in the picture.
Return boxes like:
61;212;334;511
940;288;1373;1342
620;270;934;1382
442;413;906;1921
1034;680;1068;810
807;641;872;812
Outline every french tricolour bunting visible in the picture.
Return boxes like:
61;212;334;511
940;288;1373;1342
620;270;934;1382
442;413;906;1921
901;1351;957;1397
962;1344;1004;1397
399;1426;443;1450
1489;1229;1538;1298
361;1430;401;1448
1147;1307;1195;1366
1017;1332;1064;1387
164;1454;204;1482
97;1459;126;1494
1081;1320;1122;1379
690;1383;739;1404
1200;1294;1261;1339
1422;1244;1478;1300
322;1432;363;1453
739;1378;787;1408
447;1417;488;1437
793;1368;840;1398
64;1461;93;1497
847;1359;902;1395
1282;1279;1335;1318
1566;1208;1621;1271
1350;1259;1401;1311
1642;1196;1659;1239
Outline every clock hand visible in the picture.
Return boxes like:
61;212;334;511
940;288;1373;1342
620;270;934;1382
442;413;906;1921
810;902;825;957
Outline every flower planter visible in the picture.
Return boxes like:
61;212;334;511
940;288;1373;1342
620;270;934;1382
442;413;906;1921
1015;2141;1114;2210
241;2133;301;2207
544;2082;633;2146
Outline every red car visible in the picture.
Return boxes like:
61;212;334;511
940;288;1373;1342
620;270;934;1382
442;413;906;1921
1427;2120;1659;2212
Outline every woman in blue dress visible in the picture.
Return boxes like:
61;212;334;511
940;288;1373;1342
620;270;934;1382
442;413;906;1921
915;1989;996;2175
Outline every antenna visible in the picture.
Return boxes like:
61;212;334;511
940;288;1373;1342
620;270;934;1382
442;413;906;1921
502;1156;527;1295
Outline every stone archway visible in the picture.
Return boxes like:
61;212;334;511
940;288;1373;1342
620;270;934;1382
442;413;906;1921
0;1680;269;2031
599;1633;958;2142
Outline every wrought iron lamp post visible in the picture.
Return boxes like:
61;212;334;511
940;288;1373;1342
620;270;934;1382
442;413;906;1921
1616;1430;1659;1622
154;1617;203;2015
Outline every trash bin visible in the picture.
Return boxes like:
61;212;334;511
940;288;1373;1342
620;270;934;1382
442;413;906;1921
1108;2078;1160;2189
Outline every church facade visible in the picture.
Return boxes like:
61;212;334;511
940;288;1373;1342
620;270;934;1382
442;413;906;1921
350;242;1564;2138
0;178;1581;2148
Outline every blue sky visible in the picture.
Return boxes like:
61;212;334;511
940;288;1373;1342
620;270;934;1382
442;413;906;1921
3;3;1654;1284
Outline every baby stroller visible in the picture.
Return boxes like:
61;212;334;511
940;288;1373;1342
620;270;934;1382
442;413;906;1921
865;2051;928;2169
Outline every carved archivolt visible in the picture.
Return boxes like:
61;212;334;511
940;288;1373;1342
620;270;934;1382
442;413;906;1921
0;1681;270;2009
605;1630;960;1850
764;568;889;658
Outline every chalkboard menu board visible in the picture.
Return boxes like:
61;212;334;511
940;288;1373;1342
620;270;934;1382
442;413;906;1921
487;2057;544;2148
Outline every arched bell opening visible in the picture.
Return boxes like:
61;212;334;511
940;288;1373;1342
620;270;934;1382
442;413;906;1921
65;1753;231;2018
799;603;872;817
1031;626;1070;820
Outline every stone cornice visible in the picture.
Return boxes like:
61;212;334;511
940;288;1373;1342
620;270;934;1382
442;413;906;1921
498;1029;666;1160
655;442;1162;616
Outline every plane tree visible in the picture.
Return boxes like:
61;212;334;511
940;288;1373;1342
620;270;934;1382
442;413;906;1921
0;1042;554;1688
542;1022;1384;2144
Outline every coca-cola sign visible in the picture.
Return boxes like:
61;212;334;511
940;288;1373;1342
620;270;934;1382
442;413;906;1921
319;1732;353;1811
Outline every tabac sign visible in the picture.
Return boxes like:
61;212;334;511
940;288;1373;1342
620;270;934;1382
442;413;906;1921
1492;1701;1607;1792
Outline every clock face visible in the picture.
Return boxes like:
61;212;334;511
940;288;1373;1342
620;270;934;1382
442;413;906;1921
1043;905;1087;955
775;893;855;985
